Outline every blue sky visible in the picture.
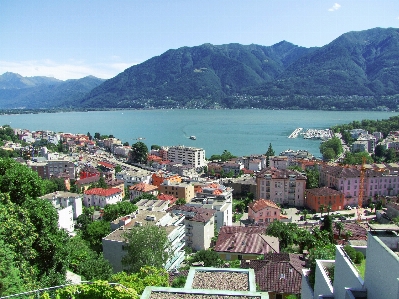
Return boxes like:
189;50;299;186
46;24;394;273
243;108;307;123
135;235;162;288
1;0;398;80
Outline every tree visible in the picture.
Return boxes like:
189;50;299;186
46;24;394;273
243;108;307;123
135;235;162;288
306;168;319;189
335;222;344;239
190;249;222;267
151;144;161;150
0;240;24;297
220;150;236;162
266;143;275;156
319;204;325;216
43;177;67;193
123;141;129;146
94;132;101;140
82;220;112;253
102;201;138;222
131;192;157;204
0;158;45;205
115;164;122;173
67;235;113;281
130;142;148;164
122;224;171;273
111;266;169;295
320;137;343;161
175;198;186;205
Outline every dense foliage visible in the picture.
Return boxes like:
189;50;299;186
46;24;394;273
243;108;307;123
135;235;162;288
122;224;171;273
102;201;138;222
319;137;343;161
129;141;148;164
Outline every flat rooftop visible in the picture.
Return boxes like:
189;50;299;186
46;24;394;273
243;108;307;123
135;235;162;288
105;211;177;242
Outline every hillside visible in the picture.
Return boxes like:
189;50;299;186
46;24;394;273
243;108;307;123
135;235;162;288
0;75;105;109
79;42;314;108
2;27;399;110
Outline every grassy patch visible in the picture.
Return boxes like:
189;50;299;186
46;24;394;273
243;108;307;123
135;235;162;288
356;259;366;279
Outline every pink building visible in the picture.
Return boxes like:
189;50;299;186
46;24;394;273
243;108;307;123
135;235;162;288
248;199;281;225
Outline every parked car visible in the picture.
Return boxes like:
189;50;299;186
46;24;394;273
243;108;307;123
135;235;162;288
345;206;352;210
313;215;320;220
339;216;347;220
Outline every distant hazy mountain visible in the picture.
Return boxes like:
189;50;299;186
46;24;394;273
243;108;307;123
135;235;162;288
0;74;105;109
2;27;399;110
0;72;61;90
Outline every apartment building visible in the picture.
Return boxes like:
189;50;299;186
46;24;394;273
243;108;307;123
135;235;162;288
158;181;195;202
248;199;281;224
167;205;215;251
167;145;206;168
256;168;307;207
40;191;83;232
103;210;186;273
305;187;345;212
83;187;122;208
128;182;158;201
28;159;76;179
319;163;399;207
151;172;182;187
116;169;152;187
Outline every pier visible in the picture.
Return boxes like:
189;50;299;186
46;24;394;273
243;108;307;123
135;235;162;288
288;127;303;138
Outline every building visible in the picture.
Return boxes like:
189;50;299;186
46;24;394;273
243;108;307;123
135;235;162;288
40;191;83;220
75;176;100;192
151;171;182;187
256;168;307;207
305;187;345;212
167;145;206;168
248;199;281;224
215;226;279;261
302;230;399;299
40;191;83;233
167;205;215;251
28;159;76;179
129;182;158;201
83;188;122;208
242;253;306;298
158;181;195;202
102;210;186;273
186;196;233;231
319;163;399;207
115;169;152;187
135;199;170;211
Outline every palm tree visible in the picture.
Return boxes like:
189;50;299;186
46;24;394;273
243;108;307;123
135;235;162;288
326;204;332;216
319;204;325;216
369;202;375;213
303;209;308;221
345;230;353;241
335;222;344;239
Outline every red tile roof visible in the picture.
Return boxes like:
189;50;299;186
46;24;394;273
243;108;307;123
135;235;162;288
129;182;158;192
215;226;279;255
249;199;280;212
97;161;115;169
241;253;306;294
84;188;121;196
158;193;178;205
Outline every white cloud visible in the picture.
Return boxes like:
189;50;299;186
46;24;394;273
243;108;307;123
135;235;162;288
328;3;341;12
0;59;138;80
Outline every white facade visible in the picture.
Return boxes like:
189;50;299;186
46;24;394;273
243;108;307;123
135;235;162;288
167;146;206;168
185;215;215;251
83;188;123;208
302;231;399;299
40;191;83;220
116;169;152;187
58;205;74;232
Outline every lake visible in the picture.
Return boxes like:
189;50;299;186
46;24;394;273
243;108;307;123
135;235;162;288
1;109;397;158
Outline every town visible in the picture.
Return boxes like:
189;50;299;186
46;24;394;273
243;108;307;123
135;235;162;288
2;124;399;299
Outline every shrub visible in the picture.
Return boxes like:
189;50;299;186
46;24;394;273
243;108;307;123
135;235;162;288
354;251;364;264
343;245;357;261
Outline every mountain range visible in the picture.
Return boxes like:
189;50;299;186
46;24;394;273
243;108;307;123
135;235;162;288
1;27;399;110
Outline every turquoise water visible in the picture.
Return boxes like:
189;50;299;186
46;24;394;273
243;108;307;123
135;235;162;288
1;110;396;157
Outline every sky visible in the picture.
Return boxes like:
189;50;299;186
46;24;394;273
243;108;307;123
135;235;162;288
1;0;398;80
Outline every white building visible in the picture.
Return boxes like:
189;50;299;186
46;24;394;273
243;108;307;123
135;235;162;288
167;205;215;251
302;230;399;299
167;146;206;168
83;188;122;208
40;191;83;233
40;191;83;220
102;210;186;273
116;169;152;187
